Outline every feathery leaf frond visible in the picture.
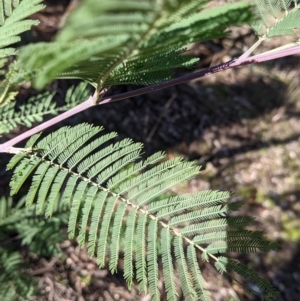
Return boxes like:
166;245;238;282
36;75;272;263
16;0;253;89
0;91;55;134
7;124;279;300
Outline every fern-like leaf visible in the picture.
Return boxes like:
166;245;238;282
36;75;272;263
175;236;197;301
136;213;148;293
7;124;279;300
147;219;160;301
16;0;253;89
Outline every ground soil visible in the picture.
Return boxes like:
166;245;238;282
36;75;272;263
1;1;300;300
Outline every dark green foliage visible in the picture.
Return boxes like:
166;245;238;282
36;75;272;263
0;196;69;300
0;196;68;257
0;247;37;301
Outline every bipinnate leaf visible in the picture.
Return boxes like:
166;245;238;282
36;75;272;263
7;124;279;300
16;0;253;89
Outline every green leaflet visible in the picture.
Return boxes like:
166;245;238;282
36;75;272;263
123;207;137;288
187;245;211;301
136;213;148;292
161;227;178;301
175;236;197;301
7;124;279;300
